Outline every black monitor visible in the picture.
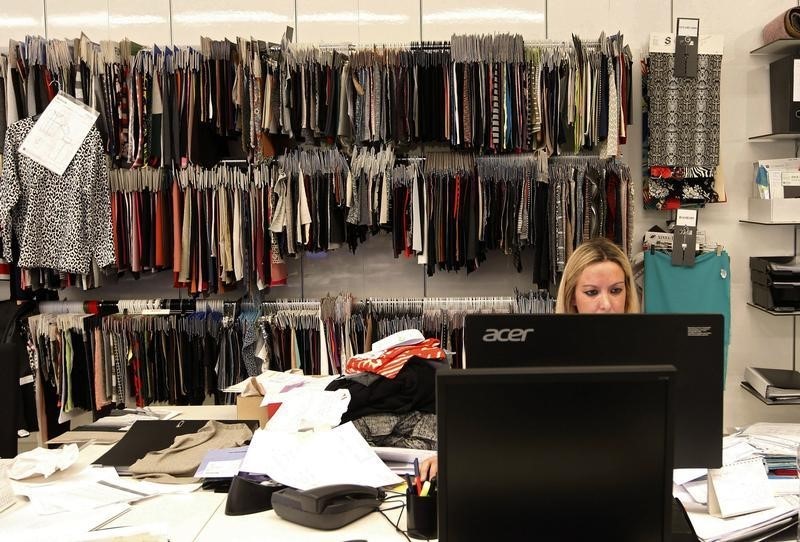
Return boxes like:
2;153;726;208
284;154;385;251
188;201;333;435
463;314;723;469
437;365;675;542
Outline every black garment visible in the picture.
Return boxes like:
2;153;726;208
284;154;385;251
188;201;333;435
325;359;436;423
69;329;93;411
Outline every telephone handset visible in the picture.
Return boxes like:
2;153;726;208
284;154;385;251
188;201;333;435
272;484;386;530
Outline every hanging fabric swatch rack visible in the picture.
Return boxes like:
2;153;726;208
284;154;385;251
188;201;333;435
3;29;632;170
257;299;322;374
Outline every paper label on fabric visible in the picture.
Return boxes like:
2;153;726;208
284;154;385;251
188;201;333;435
676;209;698;227
19;92;99;176
677;19;699;38
794;59;800;102
649;33;724;55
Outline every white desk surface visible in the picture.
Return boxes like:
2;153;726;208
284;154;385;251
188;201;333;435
196;499;412;542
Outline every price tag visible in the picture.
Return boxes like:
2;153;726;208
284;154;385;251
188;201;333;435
674;18;700;78
672;209;698;266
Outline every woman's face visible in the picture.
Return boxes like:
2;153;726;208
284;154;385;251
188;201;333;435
572;261;627;314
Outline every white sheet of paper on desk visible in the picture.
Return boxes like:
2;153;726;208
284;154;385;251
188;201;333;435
239;422;403;490
768;477;800;496
683;478;709;505
259;375;340;407
743;423;800;449
673;468;707;486
264;389;350;432
707;458;775;518
222;370;307;394
15;467;151;515
722;439;759;466
1;502;130;542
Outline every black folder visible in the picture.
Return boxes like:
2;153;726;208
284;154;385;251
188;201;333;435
93;419;259;474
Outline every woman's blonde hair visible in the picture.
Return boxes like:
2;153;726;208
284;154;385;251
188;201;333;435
555;237;639;314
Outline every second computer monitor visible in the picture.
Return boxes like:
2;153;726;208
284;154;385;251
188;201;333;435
463;313;724;468
437;365;676;542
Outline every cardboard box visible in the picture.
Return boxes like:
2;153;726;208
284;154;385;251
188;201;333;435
748;198;800;223
236;395;269;428
236;395;283;429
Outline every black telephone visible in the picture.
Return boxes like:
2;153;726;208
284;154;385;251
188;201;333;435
271;484;386;530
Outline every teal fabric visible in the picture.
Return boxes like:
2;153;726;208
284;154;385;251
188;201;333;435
644;250;731;379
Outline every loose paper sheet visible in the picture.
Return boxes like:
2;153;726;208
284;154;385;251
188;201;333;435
264;389;350;432
239;422;403;490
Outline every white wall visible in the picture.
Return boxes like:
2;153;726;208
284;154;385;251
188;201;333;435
2;0;799;428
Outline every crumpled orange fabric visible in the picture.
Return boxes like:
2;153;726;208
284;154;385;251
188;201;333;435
345;338;446;379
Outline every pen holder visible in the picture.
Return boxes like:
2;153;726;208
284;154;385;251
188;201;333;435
406;491;437;540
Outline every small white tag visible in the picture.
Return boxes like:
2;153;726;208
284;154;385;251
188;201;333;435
676;209;698;227
141;309;170;315
677;19;699;38
794;59;800;102
19;375;34;386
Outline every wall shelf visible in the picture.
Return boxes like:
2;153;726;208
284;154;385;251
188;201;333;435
750;39;800;56
742;221;800;403
740;219;800;225
748;132;800;141
746;302;800;317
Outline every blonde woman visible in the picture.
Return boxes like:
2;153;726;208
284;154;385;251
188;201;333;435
555;237;639;314
419;238;637;482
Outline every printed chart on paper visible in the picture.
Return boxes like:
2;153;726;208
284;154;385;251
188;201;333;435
19;94;99;176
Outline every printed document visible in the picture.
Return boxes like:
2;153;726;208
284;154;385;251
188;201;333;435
239;422;402;490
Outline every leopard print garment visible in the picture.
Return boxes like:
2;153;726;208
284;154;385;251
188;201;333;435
0;117;114;274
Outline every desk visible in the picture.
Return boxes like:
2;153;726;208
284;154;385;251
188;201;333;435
195;497;410;542
46;405;239;446
5;442;412;541
6;406;417;541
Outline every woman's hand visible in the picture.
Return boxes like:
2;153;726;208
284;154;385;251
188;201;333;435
419;456;438;481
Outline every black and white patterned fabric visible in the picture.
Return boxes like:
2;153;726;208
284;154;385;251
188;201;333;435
0;118;114;274
647;53;722;168
643;165;719;210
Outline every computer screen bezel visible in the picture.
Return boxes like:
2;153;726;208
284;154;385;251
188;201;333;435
463;313;723;469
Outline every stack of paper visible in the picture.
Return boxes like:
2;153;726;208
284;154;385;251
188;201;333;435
239;423;402;490
741;423;800;471
677;486;797;542
675;431;800;541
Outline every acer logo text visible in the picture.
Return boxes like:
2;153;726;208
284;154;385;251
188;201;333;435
482;328;534;342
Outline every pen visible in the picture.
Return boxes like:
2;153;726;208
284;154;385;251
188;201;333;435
413;458;422;495
404;473;413;492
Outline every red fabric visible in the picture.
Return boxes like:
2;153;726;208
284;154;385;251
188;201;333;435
345;338;446;379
